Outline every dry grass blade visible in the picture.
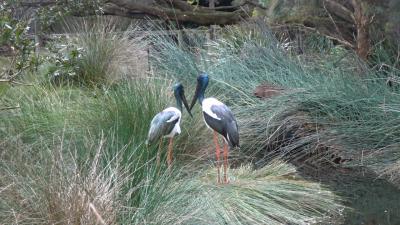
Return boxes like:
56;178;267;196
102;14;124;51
89;203;106;225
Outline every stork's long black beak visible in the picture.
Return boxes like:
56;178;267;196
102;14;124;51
189;81;201;111
181;90;193;118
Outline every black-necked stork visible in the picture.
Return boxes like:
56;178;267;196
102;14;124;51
146;83;192;167
190;73;239;184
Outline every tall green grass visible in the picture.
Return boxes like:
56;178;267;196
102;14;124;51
0;78;343;224
0;78;190;223
0;20;347;224
150;21;400;179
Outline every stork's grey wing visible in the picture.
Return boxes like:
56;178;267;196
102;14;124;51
203;104;239;148
147;111;180;144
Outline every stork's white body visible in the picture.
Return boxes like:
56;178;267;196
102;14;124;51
201;97;228;143
200;97;239;148
202;97;223;121
162;107;181;138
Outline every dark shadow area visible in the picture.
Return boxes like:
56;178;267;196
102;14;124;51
295;164;400;225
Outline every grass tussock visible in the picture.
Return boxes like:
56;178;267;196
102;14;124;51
48;17;147;86
195;161;343;225
0;134;128;224
150;21;400;181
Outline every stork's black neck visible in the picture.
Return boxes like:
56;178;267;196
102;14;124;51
197;79;208;105
190;73;209;110
175;95;183;111
198;91;205;105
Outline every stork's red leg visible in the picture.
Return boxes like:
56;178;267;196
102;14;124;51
157;138;163;167
167;137;174;167
223;141;229;184
213;131;221;184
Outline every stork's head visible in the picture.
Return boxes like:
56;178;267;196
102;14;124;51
197;72;209;86
173;83;192;117
190;72;209;110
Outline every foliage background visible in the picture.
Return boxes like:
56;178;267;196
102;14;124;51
1;0;400;224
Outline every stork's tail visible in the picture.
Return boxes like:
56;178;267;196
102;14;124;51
227;121;240;148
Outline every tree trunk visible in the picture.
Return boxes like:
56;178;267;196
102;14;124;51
351;0;370;60
209;0;216;40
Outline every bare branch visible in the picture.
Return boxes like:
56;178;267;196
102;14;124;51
18;0;57;7
105;0;248;25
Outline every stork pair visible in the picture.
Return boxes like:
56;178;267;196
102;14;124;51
146;73;239;184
